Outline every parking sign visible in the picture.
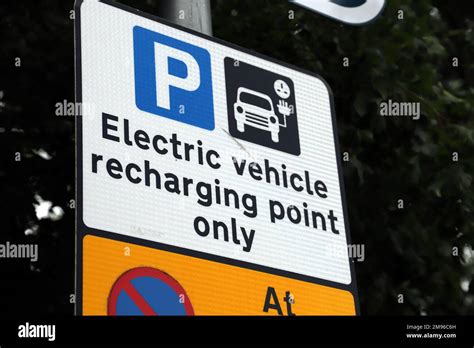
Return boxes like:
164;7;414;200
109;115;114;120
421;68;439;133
134;26;215;130
76;0;358;315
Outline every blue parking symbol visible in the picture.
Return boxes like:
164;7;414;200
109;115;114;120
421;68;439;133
133;26;214;130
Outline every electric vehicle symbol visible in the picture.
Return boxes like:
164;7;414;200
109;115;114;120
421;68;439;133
233;81;294;143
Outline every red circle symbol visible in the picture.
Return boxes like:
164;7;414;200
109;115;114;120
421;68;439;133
108;267;194;316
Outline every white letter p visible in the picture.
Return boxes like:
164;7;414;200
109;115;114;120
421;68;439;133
154;42;200;110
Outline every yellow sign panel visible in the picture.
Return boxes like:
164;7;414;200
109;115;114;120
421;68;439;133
83;235;355;315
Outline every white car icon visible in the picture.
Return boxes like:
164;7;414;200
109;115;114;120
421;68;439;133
234;87;280;142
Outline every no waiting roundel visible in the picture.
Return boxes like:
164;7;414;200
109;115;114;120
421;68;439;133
108;267;194;316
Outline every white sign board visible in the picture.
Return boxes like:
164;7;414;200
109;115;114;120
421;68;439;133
291;0;386;25
76;0;358;314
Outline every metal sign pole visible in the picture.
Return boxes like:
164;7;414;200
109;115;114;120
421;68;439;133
157;0;213;36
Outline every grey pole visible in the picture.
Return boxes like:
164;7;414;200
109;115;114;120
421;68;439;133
157;0;213;36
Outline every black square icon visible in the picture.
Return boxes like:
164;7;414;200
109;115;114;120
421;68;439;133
224;58;301;156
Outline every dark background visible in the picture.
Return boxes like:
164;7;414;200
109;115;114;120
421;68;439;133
0;0;473;316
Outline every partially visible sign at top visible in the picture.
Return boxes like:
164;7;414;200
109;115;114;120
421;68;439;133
291;0;386;25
